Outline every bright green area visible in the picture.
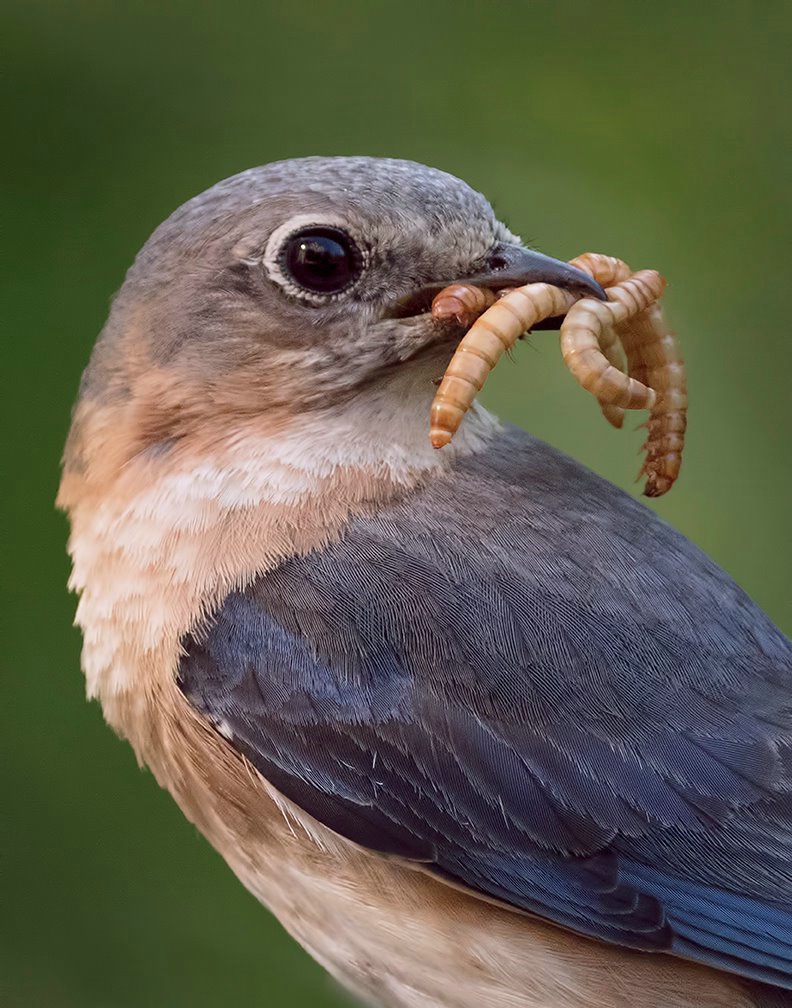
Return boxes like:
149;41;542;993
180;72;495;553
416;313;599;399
4;3;790;1006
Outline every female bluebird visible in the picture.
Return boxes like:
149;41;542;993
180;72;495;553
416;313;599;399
59;158;792;1008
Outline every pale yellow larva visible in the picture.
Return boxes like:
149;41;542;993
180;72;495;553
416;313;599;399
429;283;578;448
568;252;631;289
428;254;686;497
559;269;665;410
429;258;658;447
569;254;632;429
616;302;688;496
430;283;498;327
578;267;687;494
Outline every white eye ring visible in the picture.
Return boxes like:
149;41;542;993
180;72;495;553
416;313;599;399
260;214;369;305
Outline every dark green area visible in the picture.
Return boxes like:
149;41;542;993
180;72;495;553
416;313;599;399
4;2;790;1006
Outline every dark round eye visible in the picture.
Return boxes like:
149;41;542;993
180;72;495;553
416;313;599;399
280;226;362;295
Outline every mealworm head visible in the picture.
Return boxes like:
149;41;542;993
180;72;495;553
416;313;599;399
431;284;498;327
600;403;626;429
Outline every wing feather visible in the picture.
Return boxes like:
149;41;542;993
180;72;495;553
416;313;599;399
179;428;792;989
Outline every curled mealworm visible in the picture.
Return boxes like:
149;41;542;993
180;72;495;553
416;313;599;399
568;252;630;289
559;269;665;410
574;261;687;494
569;256;688;492
430;263;660;447
430;282;579;448
429;253;687;496
560;268;690;495
570;254;632;429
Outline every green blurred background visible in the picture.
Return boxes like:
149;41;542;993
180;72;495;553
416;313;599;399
4;2;791;1006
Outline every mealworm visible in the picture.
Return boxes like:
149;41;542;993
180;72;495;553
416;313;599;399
429;265;661;447
569;254;631;429
559;269;665;409
429;254;686;497
556;267;687;495
429;283;579;448
575;263;687;494
568;252;631;289
617;303;687;496
431;284;498;327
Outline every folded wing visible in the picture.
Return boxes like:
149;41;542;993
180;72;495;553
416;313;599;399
179;428;792;989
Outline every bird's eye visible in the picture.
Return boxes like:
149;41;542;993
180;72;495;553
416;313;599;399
279;226;362;295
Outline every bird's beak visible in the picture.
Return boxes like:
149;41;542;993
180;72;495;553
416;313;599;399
391;243;606;320
455;243;606;299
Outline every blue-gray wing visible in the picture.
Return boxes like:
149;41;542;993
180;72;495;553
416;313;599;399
178;428;792;990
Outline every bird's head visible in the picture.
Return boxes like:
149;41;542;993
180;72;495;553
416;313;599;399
61;156;602;495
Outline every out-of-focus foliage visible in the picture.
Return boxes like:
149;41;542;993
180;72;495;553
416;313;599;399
3;2;790;1005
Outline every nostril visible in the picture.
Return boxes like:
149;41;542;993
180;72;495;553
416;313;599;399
488;254;508;271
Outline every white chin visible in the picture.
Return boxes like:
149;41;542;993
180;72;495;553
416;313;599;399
279;352;501;485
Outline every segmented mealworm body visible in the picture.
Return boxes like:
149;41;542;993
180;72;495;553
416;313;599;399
570;254;632;428
560;270;665;410
430;283;578;448
617;303;687;496
568;252;630;289
431;284;498;327
429;252;687;496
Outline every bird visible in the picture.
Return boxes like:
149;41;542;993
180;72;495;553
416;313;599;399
58;156;792;1008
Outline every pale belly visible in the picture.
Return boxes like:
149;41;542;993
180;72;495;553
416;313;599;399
108;681;756;1008
221;811;753;1008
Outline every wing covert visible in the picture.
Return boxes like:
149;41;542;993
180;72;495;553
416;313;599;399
179;428;792;989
